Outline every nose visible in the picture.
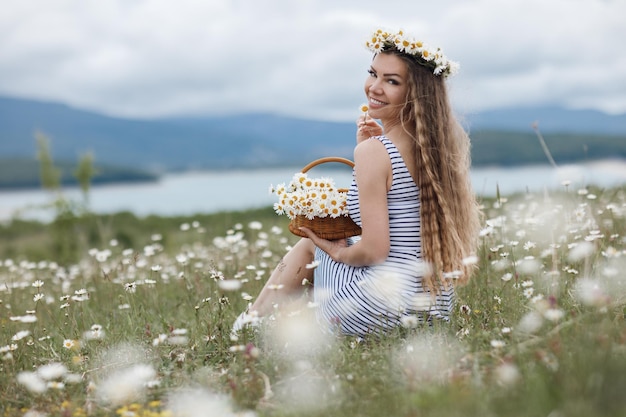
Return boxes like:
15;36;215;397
365;77;382;95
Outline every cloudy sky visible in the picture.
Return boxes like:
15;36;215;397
1;0;625;122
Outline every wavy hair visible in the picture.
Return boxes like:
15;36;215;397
383;49;482;290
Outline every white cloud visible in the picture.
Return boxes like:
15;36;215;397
0;0;624;120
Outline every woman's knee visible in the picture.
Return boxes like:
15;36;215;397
294;237;315;258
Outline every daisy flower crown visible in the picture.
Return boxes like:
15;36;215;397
365;29;459;77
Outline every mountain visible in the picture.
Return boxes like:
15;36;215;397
0;96;354;172
464;106;626;135
0;95;625;174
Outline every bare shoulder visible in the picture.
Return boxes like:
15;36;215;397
354;137;391;182
354;137;388;162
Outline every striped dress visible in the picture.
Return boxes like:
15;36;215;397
313;136;454;337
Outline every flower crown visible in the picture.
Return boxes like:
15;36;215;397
365;29;459;77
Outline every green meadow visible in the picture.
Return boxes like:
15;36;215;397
1;181;625;417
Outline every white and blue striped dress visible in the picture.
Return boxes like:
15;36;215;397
313;136;454;337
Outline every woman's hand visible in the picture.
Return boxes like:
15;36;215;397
356;114;383;144
298;227;348;263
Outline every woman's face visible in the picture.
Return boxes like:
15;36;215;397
364;52;409;124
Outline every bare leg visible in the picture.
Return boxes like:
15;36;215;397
248;238;316;316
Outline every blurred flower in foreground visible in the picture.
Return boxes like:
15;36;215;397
494;362;521;387
274;361;339;414
264;301;333;360
218;279;242;292
97;363;156;406
166;387;250;417
92;343;157;406
394;333;465;386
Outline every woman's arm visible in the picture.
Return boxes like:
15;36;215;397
300;138;391;266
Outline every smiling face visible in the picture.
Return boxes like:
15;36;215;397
364;52;409;125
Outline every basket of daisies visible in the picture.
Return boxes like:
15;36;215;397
270;157;362;240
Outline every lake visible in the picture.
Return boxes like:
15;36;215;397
1;160;625;222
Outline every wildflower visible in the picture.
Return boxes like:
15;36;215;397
0;344;18;354
71;288;89;302
305;260;320;269
523;287;534;298
442;270;463;279
9;313;37;323
124;282;137;293
490;340;506;349
33;293;45;302
97;363;157;406
517;311;543;334
153;334;168;346
17;371;47;393
12;330;31;341
84;324;105;341
37;362;68;380
32;280;44;288
573;277;609;307
518;258;541;274
97;250;112;262
401;315;419;328
568;241;596;262
459;304;472;315
462;255;478;265
249;221;263;230
151;265;162;272
168;336;189;346
543;308;565;322
245;342;260;359
218;280;242;291
501;273;513;282
494;362;521;386
63;339;77;349
229;345;246;353
47;381;65;390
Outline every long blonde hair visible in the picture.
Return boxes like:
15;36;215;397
386;49;481;290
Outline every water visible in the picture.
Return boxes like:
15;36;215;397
1;160;625;222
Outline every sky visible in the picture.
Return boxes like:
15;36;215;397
1;0;625;122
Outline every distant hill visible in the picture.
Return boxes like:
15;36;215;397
0;158;158;190
0;95;625;178
464;106;626;135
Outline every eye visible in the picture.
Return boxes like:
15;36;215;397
387;79;399;85
367;69;376;78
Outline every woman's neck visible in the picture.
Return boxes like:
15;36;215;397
382;121;412;144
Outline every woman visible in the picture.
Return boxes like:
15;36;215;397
234;29;481;337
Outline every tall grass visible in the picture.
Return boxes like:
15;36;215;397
1;184;625;417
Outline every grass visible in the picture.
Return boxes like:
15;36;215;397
1;184;625;417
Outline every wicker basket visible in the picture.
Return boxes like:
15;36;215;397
287;157;362;240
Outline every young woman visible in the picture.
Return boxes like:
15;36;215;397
234;29;481;337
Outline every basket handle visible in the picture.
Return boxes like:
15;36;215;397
301;157;355;173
